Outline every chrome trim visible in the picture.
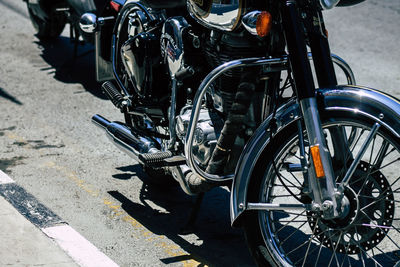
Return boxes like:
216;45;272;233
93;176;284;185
184;57;288;182
231;86;400;226
241;11;261;36
247;203;309;211
79;13;97;33
92;114;158;164
112;35;131;98
184;53;355;182
187;0;243;32
111;1;158;97
340;122;381;187
331;53;356;85
168;79;178;148
300;97;339;218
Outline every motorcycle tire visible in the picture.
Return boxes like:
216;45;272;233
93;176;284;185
243;112;400;266
26;4;66;40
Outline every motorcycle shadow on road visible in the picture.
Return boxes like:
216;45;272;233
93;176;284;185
34;37;107;100
108;164;255;266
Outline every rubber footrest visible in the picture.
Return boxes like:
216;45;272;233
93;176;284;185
139;151;173;165
139;151;186;167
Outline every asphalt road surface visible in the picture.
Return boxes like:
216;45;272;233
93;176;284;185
0;0;399;266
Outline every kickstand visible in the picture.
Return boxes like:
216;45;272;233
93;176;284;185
180;193;204;235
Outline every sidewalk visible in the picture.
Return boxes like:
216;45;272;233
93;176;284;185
0;195;79;266
0;170;119;267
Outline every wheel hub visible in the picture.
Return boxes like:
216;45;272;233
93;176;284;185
307;162;394;254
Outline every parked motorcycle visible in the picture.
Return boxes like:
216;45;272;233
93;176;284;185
25;0;400;266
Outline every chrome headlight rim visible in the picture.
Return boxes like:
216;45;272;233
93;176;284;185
187;0;245;32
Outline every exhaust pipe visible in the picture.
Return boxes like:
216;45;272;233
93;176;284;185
92;114;158;163
93;114;218;195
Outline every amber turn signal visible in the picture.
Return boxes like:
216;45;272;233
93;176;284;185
256;11;272;37
110;1;122;12
310;145;325;178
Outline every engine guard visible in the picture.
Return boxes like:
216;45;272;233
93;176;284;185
230;85;400;227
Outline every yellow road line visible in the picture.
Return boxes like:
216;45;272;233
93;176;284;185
5;130;207;266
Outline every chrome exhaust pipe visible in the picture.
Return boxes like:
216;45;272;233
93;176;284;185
92;114;158;163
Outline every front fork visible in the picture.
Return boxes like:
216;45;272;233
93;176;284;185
300;98;341;218
281;0;342;218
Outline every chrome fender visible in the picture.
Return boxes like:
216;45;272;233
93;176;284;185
230;85;400;227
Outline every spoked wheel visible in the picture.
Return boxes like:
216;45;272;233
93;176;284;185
243;114;400;267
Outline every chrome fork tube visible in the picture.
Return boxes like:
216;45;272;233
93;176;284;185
300;97;340;218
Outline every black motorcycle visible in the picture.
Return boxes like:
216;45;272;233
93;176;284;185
26;0;400;266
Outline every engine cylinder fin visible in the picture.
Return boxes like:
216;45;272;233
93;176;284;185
206;73;256;175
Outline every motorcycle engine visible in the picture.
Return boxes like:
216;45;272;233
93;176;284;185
176;106;223;168
161;17;267;171
120;3;267;172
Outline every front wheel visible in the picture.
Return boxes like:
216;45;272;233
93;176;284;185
243;113;400;266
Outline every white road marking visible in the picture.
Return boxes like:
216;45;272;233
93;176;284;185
42;225;119;267
0;170;15;184
0;170;118;266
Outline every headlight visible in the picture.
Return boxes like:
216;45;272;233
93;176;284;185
187;0;244;31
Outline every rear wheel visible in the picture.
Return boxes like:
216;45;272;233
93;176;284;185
244;113;400;266
27;4;66;39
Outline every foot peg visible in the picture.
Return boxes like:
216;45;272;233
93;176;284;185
139;151;173;164
101;81;129;109
139;151;186;167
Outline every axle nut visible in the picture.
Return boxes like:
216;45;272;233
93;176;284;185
322;200;333;211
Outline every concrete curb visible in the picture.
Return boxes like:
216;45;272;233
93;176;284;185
0;170;119;267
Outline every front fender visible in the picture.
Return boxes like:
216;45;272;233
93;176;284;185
230;85;400;227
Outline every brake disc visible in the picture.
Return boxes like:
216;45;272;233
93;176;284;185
307;162;394;254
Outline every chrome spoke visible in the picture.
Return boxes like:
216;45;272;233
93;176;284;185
327;231;342;267
257;120;400;266
372;241;398;263
373;140;390;168
314;232;326;267
370;157;400;174
275;211;306;234
300;218;320;267
340;239;353;267
275;173;303;190
280;221;308;245
390;175;400;188
285;227;331;258
273;210;313;217
355;228;384;267
376;227;400;251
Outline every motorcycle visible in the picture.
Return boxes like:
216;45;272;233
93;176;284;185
25;0;400;266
